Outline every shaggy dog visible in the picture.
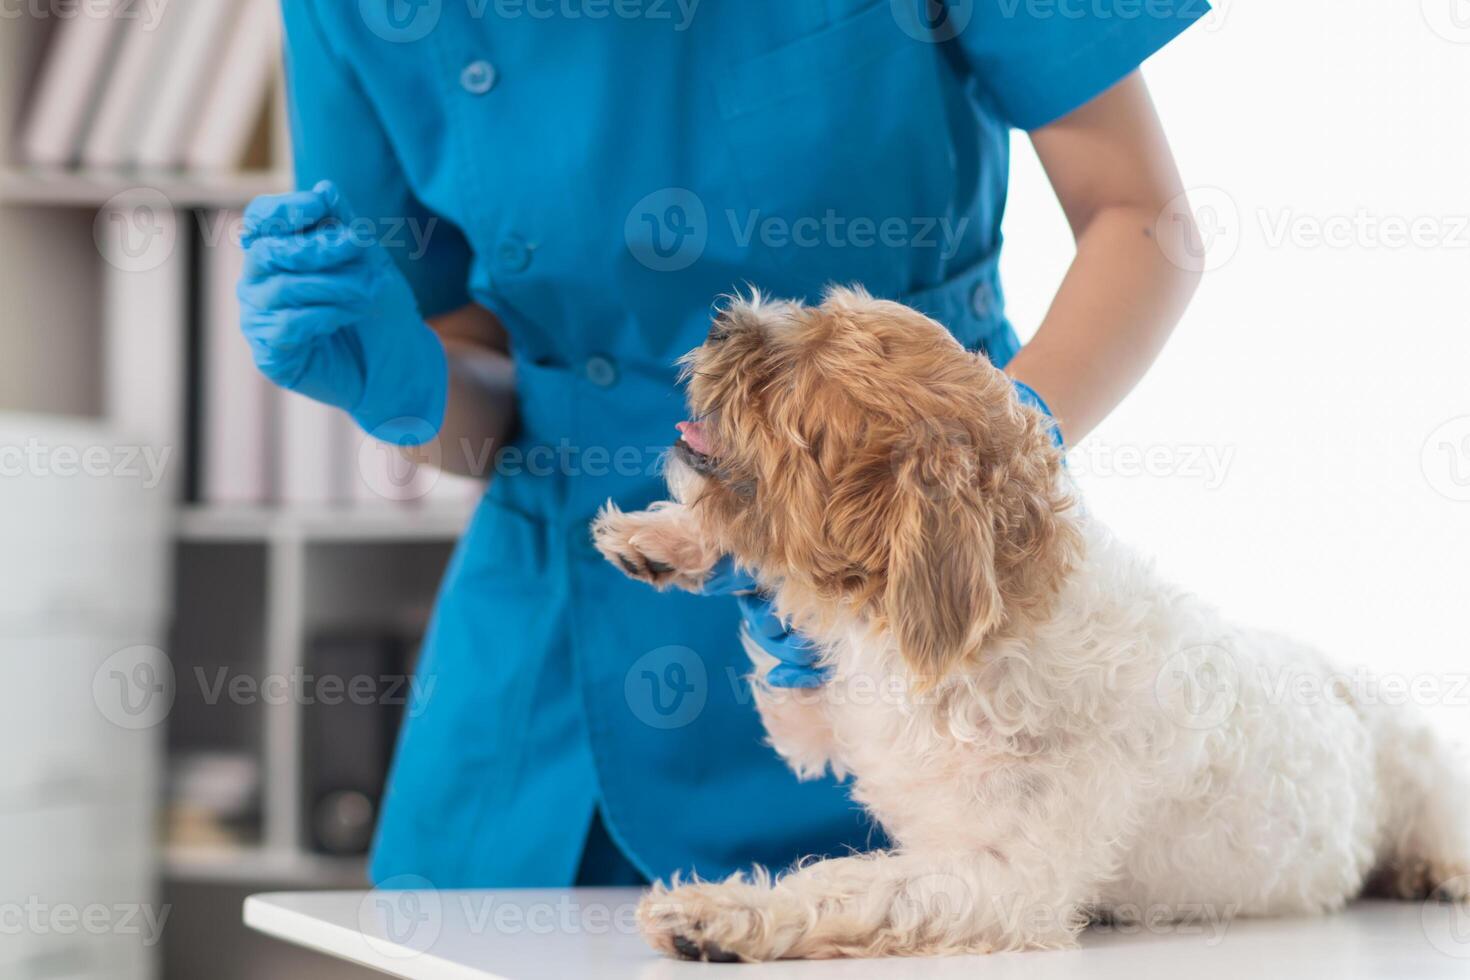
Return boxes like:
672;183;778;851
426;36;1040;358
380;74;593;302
591;287;1470;961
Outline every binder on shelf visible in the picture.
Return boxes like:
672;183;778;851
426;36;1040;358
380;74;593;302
19;0;127;167
277;392;353;506
201;211;273;505
99;202;187;500
79;0;185;170
184;0;282;173
302;631;408;856
132;1;240;171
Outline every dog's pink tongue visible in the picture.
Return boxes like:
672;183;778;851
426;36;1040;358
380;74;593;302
676;420;712;456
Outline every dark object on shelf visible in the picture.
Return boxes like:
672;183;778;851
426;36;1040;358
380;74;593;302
301;631;418;856
167;750;262;847
312;789;377;855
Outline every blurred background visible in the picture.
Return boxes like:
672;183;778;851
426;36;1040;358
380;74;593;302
3;3;479;977
1;1;1466;978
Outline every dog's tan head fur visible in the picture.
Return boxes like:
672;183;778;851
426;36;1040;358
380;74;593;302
669;286;1081;683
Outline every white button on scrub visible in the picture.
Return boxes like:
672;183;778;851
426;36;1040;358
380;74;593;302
460;60;497;95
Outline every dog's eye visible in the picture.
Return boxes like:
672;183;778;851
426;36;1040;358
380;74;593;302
707;317;731;343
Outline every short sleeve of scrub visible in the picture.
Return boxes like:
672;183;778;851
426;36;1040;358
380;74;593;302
948;0;1211;130
279;0;474;317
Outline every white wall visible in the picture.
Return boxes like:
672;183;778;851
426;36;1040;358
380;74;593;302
1001;0;1470;738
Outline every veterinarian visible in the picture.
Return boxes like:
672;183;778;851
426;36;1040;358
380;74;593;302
238;1;1206;887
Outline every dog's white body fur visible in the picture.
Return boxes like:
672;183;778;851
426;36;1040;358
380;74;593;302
595;290;1470;960
637;514;1470;959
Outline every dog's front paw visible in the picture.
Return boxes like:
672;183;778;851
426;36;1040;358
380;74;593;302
638;879;789;963
591;504;712;591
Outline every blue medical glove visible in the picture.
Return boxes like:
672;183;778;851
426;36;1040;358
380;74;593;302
237;180;447;446
701;556;827;689
1011;379;1064;448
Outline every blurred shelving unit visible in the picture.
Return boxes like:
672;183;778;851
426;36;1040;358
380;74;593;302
176;503;474;544
0;168;287;209
168;505;467;873
162;844;367;888
1;9;471;980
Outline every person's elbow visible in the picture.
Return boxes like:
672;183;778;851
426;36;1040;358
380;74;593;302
1149;192;1207;305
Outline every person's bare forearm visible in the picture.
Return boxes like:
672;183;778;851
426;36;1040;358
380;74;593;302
1005;202;1199;444
399;304;516;479
435;340;516;477
1005;72;1200;445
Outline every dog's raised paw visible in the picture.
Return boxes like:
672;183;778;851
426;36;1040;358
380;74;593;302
590;510;704;590
607;545;677;586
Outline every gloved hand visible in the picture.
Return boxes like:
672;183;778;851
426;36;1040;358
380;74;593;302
1011;378;1064;448
237;180;447;446
701;556;826;689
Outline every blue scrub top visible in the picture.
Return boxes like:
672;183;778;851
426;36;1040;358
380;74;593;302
280;0;1206;887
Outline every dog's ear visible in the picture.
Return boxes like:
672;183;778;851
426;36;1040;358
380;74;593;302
880;402;1079;685
882;422;1004;685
